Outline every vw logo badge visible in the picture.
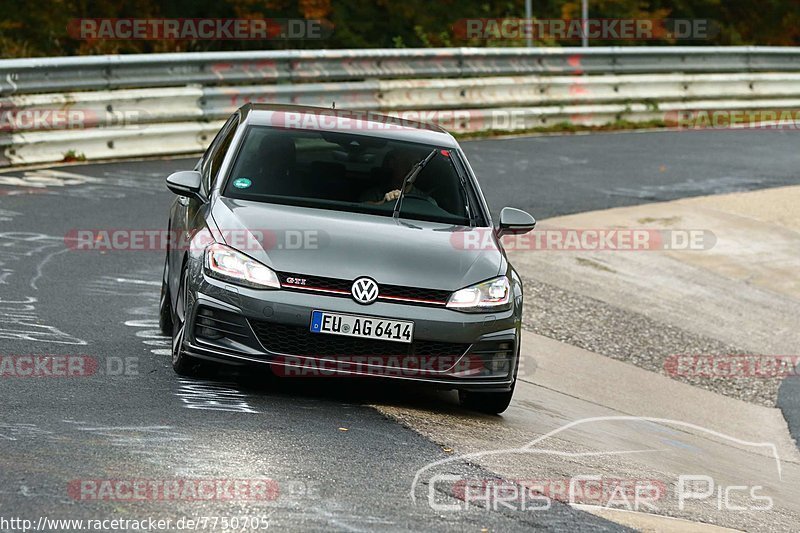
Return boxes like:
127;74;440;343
351;277;379;304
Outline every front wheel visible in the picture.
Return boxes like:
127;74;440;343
158;253;173;336
171;268;201;376
458;384;515;415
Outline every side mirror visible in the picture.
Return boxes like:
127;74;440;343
497;207;536;238
166;171;204;202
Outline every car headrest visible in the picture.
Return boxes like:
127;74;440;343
310;161;346;180
258;136;296;175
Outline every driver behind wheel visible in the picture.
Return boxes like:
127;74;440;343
360;149;438;206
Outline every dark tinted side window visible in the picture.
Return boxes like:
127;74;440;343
198;117;232;174
201;116;239;193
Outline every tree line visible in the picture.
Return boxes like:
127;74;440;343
1;0;797;58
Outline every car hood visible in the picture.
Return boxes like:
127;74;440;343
210;198;502;291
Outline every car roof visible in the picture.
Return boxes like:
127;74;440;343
239;103;460;148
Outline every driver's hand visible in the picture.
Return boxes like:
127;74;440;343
383;189;401;202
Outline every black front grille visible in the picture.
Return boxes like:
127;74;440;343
469;340;516;378
195;307;250;341
250;320;469;359
277;271;451;305
380;285;451;303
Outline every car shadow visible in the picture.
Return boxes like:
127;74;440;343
190;361;495;418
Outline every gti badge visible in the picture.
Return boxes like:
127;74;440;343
351;277;379;304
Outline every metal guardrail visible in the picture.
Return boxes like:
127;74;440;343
2;47;800;167
3;47;800;95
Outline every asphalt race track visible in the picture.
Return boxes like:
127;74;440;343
465;129;800;219
1;129;798;530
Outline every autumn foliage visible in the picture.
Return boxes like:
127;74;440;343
0;0;797;58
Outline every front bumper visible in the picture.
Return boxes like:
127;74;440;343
182;274;521;392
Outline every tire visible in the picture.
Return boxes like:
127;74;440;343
171;268;201;376
158;253;173;336
458;383;515;415
459;343;519;414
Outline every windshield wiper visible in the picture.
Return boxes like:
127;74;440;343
392;149;438;220
431;150;476;227
450;155;477;227
458;173;476;227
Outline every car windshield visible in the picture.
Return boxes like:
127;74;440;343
222;126;476;225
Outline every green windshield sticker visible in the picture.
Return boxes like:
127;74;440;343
233;177;252;189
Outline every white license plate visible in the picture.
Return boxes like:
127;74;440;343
310;310;413;343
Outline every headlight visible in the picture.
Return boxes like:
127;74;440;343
446;276;511;312
204;243;280;289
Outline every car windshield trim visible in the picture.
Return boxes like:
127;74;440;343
220;125;477;226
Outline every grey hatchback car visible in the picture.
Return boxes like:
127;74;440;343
160;104;535;414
